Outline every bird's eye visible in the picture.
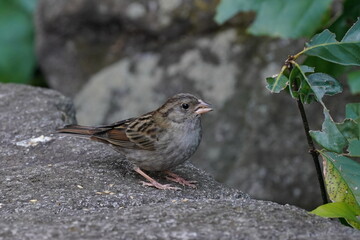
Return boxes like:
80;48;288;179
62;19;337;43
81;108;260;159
181;103;189;110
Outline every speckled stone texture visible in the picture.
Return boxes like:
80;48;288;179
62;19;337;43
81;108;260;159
1;83;359;239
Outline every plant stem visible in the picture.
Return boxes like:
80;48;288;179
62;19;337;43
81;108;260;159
286;57;328;205
296;100;328;204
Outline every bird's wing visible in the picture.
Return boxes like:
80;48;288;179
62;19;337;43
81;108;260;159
89;118;137;149
124;113;159;151
92;115;158;151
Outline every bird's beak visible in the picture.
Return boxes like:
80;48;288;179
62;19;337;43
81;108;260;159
195;99;213;114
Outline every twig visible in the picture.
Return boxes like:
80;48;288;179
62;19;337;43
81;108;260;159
286;58;328;205
296;100;328;204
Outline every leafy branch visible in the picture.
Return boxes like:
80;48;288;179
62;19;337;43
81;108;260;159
266;19;360;229
215;0;360;228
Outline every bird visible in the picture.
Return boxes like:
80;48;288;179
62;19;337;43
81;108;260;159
57;93;212;190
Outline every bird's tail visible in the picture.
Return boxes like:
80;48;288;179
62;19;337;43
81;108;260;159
57;125;103;137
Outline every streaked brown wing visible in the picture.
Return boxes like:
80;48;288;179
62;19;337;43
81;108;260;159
91;118;140;149
91;116;158;151
125;114;159;151
101;128;139;149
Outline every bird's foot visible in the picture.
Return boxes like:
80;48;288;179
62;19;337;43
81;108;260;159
134;167;180;190
164;171;197;188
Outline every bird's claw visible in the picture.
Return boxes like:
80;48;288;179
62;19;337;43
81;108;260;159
164;171;197;188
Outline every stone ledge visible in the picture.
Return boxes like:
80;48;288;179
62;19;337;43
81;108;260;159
0;83;359;240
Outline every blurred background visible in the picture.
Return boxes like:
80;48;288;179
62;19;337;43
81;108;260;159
1;0;360;210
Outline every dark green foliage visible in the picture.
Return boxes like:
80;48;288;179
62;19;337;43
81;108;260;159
267;19;360;229
267;20;360;229
215;0;333;38
216;0;360;228
0;0;37;84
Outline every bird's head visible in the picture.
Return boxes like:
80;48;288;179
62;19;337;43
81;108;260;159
158;93;212;124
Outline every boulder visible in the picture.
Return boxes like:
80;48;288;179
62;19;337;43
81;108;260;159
1;83;359;239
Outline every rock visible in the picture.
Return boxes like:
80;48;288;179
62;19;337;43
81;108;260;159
35;0;219;97
1;83;359;240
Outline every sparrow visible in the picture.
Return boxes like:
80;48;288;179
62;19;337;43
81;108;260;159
57;93;212;190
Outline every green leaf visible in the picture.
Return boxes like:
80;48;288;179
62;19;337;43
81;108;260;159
336;119;360;140
215;0;332;38
214;0;261;24
248;0;333;38
295;65;315;74
298;81;317;104
307;73;343;100
348;139;360;157
321;151;360;205
291;63;342;106
311;202;360;226
334;103;360;155
320;151;360;228
303;19;360;66
0;0;37;83
288;64;316;103
346;103;360;119
303;56;348;78
266;67;289;93
17;0;37;13
347;70;360;94
306;29;336;46
310;109;348;153
342;17;360;42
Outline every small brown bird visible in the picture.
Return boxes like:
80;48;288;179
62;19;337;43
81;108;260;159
57;93;212;190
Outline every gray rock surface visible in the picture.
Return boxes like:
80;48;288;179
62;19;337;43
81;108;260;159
1;83;360;239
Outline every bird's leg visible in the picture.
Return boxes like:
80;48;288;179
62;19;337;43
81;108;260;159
133;167;180;190
164;170;197;188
